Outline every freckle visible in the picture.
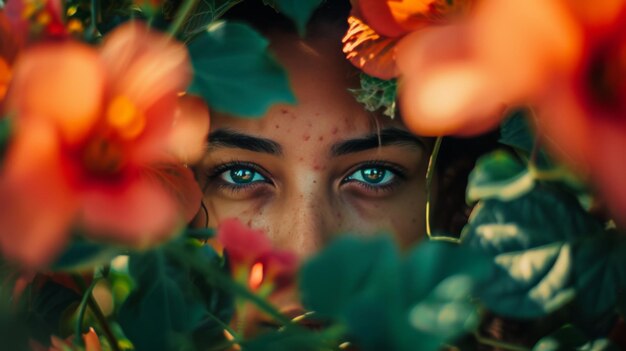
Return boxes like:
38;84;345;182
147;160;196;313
275;124;280;129
332;127;339;135
303;134;311;141
315;112;320;116
313;165;320;171
281;108;288;114
287;128;292;132
290;114;297;120
246;219;252;227
313;180;317;184
336;212;342;219
298;157;304;161
318;136;324;141
307;122;313;127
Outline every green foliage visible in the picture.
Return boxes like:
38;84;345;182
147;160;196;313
350;74;398;118
118;241;233;351
51;236;121;271
187;21;295;117
466;151;534;203
300;236;492;351
499;108;552;169
532;325;619;351
241;325;338;351
180;0;243;40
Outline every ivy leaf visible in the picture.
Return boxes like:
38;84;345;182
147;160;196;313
499;108;552;169
462;186;604;318
241;325;333;351
273;0;324;35
188;21;295;117
180;0;243;40
51;236;120;271
532;325;619;351
466;151;534;203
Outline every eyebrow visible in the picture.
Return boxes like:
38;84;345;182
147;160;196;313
208;129;283;155
330;127;425;157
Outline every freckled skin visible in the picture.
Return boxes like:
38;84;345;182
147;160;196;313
197;33;429;334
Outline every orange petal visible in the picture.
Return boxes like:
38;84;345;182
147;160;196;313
100;22;191;115
342;14;399;79
7;42;104;144
0;120;77;268
141;162;203;222
80;172;181;247
217;219;273;264
358;0;409;37
472;0;582;99
83;328;103;351
399;63;504;136
169;95;210;164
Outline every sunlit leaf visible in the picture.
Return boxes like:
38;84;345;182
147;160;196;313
51;236;121;271
532;325;619;351
188;21;295;117
180;0;242;40
463;186;605;318
466;150;534;203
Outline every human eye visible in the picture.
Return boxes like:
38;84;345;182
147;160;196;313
208;161;273;191
341;161;405;192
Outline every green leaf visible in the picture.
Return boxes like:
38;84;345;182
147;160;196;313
51;237;120;271
118;244;230;351
241;325;335;351
349;74;398;119
466;150;534;203
299;235;400;319
532;325;619;351
300;237;492;351
499;108;552;169
462;186;604;318
188;21;295;117
570;231;626;318
273;0;324;35
180;0;243;40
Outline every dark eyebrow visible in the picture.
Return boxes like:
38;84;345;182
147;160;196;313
330;127;425;157
208;129;282;156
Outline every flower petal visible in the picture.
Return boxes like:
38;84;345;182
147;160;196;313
168;95;210;164
80;173;181;247
217;219;273;265
7;42;104;144
342;14;399;79
0;120;76;268
357;0;410;37
141;162;203;222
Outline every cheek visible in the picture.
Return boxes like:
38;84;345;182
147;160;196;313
205;195;270;229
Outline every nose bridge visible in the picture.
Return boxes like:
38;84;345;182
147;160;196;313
274;175;333;259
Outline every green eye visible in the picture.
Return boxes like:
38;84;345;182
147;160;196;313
221;167;267;185
345;166;396;186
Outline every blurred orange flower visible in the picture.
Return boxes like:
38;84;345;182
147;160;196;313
396;0;582;136
0;22;208;268
343;0;474;79
217;219;298;294
536;4;626;224
0;11;20;105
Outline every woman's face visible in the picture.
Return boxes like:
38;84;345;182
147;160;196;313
196;33;429;329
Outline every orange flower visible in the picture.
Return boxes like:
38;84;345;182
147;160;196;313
217;219;298;294
343;0;474;79
0;10;20;105
535;4;626;224
0;22;209;268
395;0;581;136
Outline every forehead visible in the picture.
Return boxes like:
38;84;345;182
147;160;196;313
210;33;404;141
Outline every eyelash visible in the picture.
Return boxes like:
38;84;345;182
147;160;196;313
206;160;406;194
341;161;406;192
206;161;273;192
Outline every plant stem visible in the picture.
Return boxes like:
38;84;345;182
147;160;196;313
474;332;531;351
167;0;199;37
206;309;241;343
75;277;99;346
72;274;121;351
425;136;443;239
